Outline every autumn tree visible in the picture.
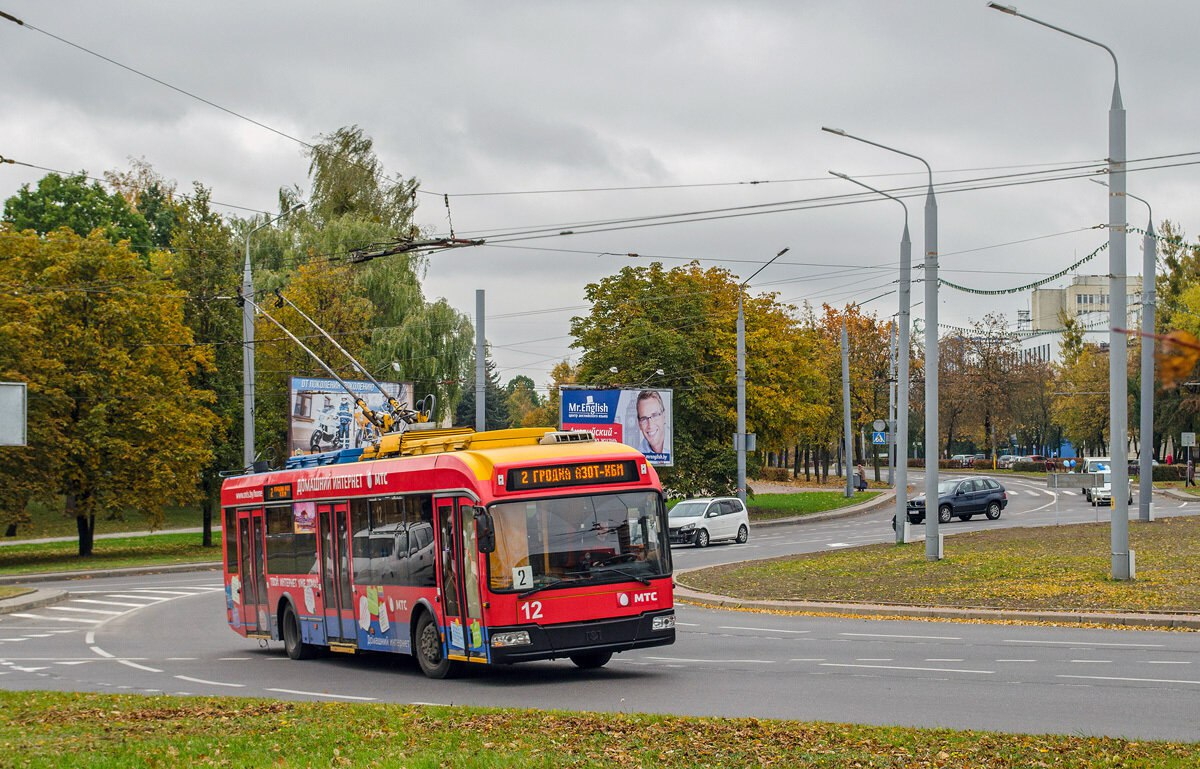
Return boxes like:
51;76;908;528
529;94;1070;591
0;227;219;555
3;172;152;256
504;375;543;428
570;262;822;496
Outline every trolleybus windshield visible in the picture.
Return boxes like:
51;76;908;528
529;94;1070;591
486;491;669;593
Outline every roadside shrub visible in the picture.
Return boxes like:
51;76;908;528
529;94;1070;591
757;467;791;482
1153;464;1187;482
1011;461;1050;473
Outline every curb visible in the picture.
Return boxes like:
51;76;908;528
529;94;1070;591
0;562;221;587
0;588;71;615
751;490;895;528
672;585;1200;630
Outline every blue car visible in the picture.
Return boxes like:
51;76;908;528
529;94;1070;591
894;477;1008;528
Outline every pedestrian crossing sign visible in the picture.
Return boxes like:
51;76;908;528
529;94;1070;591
871;431;887;445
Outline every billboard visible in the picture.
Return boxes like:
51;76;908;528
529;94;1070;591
289;376;411;455
560;387;673;466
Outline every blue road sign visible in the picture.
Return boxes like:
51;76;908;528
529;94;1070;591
871;431;887;445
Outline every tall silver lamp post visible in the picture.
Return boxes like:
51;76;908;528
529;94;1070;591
242;203;305;469
989;2;1133;579
737;247;790;503
823;127;940;560
830;171;912;544
1131;192;1156;523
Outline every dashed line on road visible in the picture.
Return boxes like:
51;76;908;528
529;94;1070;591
719;626;810;635
821;663;994;674
266;687;377;701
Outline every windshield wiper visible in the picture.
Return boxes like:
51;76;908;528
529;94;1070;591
518;575;583;599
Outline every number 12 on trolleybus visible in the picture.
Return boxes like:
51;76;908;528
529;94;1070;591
220;427;676;677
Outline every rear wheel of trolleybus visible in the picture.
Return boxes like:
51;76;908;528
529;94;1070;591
569;651;613;669
415;612;458;679
281;604;318;661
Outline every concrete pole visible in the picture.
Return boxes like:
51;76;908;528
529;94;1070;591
737;293;747;503
842;320;853;499
1137;210;1156;522
923;181;941;560
888;323;897;487
476;289;486;431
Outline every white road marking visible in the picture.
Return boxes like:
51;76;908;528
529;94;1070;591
119;660;163;673
643;656;773;664
1003;639;1163;648
122;590;196;596
174;675;243;688
266;688;375;701
926;658;964;662
996;659;1037;663
218;657;252;661
50;606;124;616
841;632;962;641
790;658;827;662
856;658;894;662
1070;659;1113;663
10;614;100;625
822;663;994;674
71;599;150;609
1059;674;1200;686
826;542;852;548
1141;660;1191;665
719;626;810;634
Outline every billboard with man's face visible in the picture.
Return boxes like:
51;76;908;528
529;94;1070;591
559;387;673;466
288;376;411;455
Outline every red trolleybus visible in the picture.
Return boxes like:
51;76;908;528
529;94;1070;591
220;426;675;677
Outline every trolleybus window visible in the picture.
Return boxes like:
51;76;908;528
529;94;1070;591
487;491;668;592
223;509;238;573
349;495;437;588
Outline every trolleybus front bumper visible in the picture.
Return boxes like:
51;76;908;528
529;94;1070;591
487;609;675;664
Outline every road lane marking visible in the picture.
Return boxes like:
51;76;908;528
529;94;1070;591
50;606;125;616
790;658;827;662
1141;660;1191;665
643;656;773;664
822;663;993;674
175;675;243;687
1070;659;1113;663
267;688;376;701
71;599;150;609
119;660;163;673
10;614;100;625
856;658;893;662
1058;674;1200;686
1003;639;1163;648
997;659;1037;663
841;633;962;641
719;626;810;634
827;542;852;548
926;658;964;662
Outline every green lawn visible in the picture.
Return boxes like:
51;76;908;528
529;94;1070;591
0;532;218;576
748;491;879;521
682;517;1200;613
3;691;1197;768
3;500;204;541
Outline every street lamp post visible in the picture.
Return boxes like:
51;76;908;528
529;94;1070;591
737;247;790;503
830;171;912;544
989;2;1133;579
1132;193;1156;523
823;127;940;560
242;203;305;469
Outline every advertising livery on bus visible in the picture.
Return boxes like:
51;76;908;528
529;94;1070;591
220;425;676;678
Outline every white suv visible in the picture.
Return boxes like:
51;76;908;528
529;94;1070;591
668;497;750;548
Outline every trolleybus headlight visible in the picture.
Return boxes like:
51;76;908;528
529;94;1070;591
651;615;675;632
490;630;532;648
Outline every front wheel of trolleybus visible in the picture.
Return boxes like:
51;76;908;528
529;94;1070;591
415;612;458;679
569;651;613;669
282;604;318;661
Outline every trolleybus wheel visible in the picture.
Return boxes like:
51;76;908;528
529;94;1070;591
415;612;455;679
570;651;613;669
281;604;316;660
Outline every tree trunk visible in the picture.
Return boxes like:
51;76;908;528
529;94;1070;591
70;492;95;558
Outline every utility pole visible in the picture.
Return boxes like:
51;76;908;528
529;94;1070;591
475;290;485;431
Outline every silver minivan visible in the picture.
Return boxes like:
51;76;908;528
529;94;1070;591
667;497;750;548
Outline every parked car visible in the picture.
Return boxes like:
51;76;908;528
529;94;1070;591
1086;470;1133;506
997;454;1018;469
668;497;750;548
950;454;973;468
895;477;1008;528
969;453;988;467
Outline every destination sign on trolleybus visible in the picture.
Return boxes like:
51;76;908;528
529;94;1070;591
503;460;641;491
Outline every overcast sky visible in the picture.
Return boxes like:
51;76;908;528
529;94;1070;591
3;1;1199;390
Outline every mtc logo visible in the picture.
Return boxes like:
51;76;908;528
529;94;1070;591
633;591;658;604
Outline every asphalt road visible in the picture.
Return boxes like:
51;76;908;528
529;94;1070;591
2;476;1199;741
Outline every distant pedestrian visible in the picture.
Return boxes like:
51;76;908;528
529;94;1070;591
1187;458;1196;487
855;463;867;492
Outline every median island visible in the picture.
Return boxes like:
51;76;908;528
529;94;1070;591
681;517;1200;615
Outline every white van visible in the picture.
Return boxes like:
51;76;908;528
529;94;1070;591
1080;457;1111;495
667;497;750;548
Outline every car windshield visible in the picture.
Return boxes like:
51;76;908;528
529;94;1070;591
669;501;709;519
487;491;670;593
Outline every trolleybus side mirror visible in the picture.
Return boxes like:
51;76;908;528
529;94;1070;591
469;506;496;553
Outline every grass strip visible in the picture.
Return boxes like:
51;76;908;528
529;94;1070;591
748;491;879;521
2;691;1197;768
682;517;1200;613
3;503;203;541
0;533;216;577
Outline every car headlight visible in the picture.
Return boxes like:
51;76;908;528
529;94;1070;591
679;523;695;531
652;615;675;631
490;631;532;648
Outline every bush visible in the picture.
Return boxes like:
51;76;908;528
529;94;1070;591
1011;461;1050;473
1153;464;1187;482
756;467;791;482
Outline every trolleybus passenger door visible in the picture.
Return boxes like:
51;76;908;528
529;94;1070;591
318;503;355;644
236;508;269;635
433;497;486;661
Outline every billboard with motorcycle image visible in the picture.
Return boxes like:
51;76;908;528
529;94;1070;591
289;376;412;455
